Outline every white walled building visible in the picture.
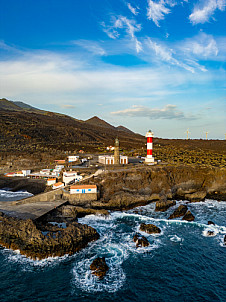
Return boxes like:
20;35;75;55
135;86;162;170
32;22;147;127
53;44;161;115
52;182;64;190
68;156;79;163
47;178;56;186
70;185;97;194
98;155;128;165
63;171;83;185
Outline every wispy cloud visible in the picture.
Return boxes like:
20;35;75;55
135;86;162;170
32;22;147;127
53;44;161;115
147;0;171;27
146;38;196;72
179;33;218;58
101;16;142;53
127;3;139;15
111;104;194;120
73;40;106;56
189;0;226;25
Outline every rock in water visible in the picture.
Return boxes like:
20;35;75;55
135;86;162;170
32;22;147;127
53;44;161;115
208;221;215;225
140;223;161;234
168;205;188;219
224;235;226;245
207;230;215;236
133;233;150;248
90;257;109;279
155;200;176;212
136;236;150;248
182;211;195;221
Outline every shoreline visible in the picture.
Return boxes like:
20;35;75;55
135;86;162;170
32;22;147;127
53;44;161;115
0;164;225;260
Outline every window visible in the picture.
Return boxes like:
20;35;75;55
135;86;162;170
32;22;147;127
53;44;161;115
88;189;91;192
76;189;80;192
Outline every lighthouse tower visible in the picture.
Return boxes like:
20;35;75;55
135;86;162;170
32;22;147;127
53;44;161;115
145;130;155;164
114;138;120;165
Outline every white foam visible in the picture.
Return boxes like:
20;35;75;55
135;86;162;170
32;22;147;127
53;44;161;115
169;235;183;242
0;189;33;198
1;247;70;270
72;247;127;293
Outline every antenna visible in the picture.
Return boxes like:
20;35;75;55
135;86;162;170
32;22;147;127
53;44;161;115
205;131;209;140
185;128;190;140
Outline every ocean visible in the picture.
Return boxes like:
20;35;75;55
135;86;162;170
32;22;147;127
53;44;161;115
0;189;225;302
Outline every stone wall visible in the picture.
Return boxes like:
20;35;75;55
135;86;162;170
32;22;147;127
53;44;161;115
62;191;98;205
12;188;63;205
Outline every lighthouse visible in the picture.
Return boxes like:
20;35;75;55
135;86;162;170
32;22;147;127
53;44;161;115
145;130;155;164
114;138;120;165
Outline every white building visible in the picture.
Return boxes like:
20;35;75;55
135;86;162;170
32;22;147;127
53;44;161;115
40;169;51;175
47;178;56;186
68;156;79;163
22;170;31;176
98;155;128;165
63;171;83;185
70;185;97;194
52;182;64;190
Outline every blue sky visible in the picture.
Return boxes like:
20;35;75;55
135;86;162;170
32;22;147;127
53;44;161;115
0;0;225;139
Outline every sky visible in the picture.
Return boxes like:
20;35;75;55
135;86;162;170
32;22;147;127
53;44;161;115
0;0;225;139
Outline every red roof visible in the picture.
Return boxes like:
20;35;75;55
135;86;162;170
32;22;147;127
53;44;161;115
71;185;97;189
53;182;64;187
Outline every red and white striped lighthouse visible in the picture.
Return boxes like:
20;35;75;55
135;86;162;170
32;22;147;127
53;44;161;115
145;130;155;164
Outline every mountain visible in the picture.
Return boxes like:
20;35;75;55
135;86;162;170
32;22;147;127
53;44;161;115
0;99;144;153
116;125;135;135
85;116;116;130
13;101;39;111
0;98;41;112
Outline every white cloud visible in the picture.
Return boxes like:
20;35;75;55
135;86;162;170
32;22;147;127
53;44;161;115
178;33;219;60
147;0;171;27
102;16;142;53
101;21;120;39
111;104;189;119
127;3;139;15
73;40;106;56
146;38;196;72
189;0;226;25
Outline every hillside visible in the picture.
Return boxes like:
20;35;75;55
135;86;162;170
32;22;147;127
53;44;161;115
0;99;144;153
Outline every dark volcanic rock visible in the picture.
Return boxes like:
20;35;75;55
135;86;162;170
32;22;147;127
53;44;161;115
0;212;99;260
155;200;176;212
182;210;195;221
208;221;215;225
168;205;188;219
207;230;215;236
90;257;109;279
133;233;150;248
140;223;161;234
224;235;226;245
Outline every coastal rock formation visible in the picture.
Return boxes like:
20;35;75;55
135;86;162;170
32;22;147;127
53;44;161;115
185;191;207;202
224;235;226;245
133;233;149;248
182;211;195;221
0;212;99;260
168;205;188;219
208;221;215;225
155;200;176;212
140;223;161;234
90;257;109;279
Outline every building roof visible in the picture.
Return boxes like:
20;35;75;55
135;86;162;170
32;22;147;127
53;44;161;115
53;182;64;187
70;185;97;189
47;178;56;181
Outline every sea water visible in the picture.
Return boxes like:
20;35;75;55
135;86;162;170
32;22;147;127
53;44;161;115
0;191;225;302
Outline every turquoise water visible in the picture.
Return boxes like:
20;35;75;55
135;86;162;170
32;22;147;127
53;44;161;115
0;195;225;302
